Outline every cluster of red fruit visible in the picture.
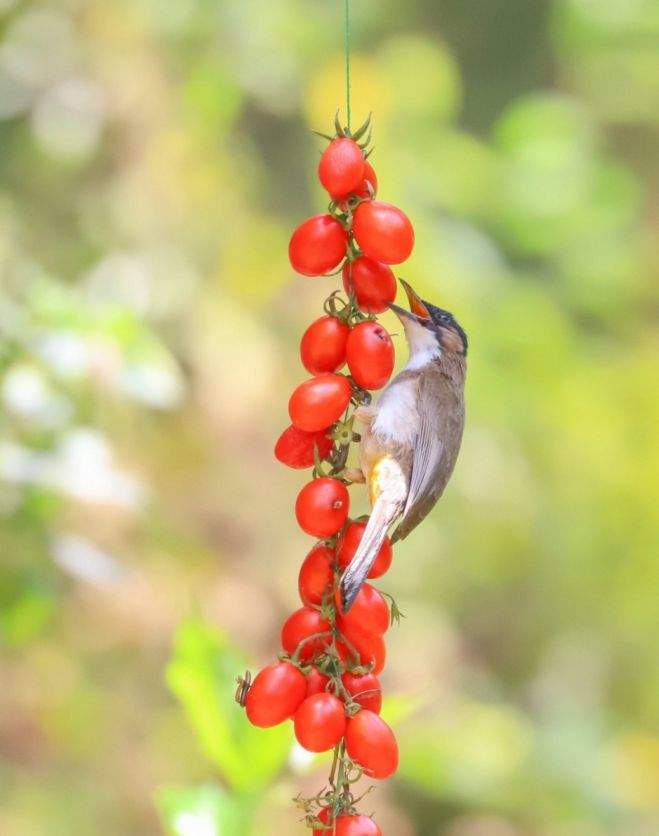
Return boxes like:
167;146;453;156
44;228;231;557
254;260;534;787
238;115;415;835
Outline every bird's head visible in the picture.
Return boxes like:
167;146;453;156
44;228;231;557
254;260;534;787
389;279;467;360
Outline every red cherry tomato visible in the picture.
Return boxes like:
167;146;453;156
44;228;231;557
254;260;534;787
275;425;334;469
353;201;414;264
289;374;351;432
336;815;382;836
289;214;348;276
346;321;395;390
318;137;365;199
245;662;307;728
345;709;398;779
296;477;350;538
341;671;382;714
354;160;378;200
313;807;333;836
294;693;347;752
342;256;396;314
306;667;330;697
337;622;386;674
300;316;350;374
337;521;393;579
314;811;382;836
298;544;334;607
336;583;389;635
281;607;331;663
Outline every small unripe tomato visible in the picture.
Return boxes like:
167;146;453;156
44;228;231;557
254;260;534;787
318;137;365;198
346;321;395;390
342;256;396;314
345;709;398;779
336;814;382;836
298;544;334;607
245;662;307;727
294;693;347;752
337;622;386;674
305;667;330;697
274;425;333;469
337;521;393;579
281;607;331;663
296;477;350;538
300;315;350;374
289;214;348;276
289;374;351;432
354;160;378;200
353;200;414;264
336;583;389;635
341;671;382;714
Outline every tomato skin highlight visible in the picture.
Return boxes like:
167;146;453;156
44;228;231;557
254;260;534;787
289;214;348;276
354;160;378;200
245;662;307;728
274;425;333;469
295;477;350;538
353;200;414;264
341;671;382;714
337;521;393;579
281;607;331;663
318;137;365;198
298;544;334;607
289;373;351;432
300;315;350;374
345;709;399;779
306;667;330;697
294;693;347;752
336;582;389;635
346;321;395;390
342;256;396;314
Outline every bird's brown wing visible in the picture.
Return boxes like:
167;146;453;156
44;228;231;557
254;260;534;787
391;368;464;543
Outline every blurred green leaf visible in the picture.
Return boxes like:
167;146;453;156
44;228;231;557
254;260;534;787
166;617;292;793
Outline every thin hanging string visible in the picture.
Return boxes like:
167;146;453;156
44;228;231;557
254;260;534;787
344;0;351;131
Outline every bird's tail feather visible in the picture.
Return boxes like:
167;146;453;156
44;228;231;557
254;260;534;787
340;495;398;611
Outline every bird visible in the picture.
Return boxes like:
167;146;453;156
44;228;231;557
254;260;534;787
340;279;467;611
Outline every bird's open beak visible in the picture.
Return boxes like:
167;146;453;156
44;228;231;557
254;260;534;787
388;279;431;321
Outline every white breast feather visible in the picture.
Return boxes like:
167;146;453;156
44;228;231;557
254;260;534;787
370;317;440;445
372;377;419;445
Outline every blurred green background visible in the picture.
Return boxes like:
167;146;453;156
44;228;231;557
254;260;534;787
0;0;657;834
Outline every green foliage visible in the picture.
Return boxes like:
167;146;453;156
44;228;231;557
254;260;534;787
166;618;292;795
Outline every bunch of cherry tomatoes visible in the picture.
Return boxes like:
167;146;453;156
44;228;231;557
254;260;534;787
238;114;414;835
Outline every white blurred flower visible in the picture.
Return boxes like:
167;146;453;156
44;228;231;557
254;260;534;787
121;362;184;410
2;364;72;427
84;253;152;315
173;809;217;836
0;428;145;511
0;65;34;119
35;330;91;379
0;9;75;88
53;428;144;509
51;533;126;587
288;741;316;773
32;77;106;160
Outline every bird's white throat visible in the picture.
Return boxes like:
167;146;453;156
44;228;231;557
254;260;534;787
402;317;441;371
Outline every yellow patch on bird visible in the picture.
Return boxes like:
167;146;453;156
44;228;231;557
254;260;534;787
368;455;408;508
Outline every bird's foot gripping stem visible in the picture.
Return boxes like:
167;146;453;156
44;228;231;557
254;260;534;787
343;467;365;484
